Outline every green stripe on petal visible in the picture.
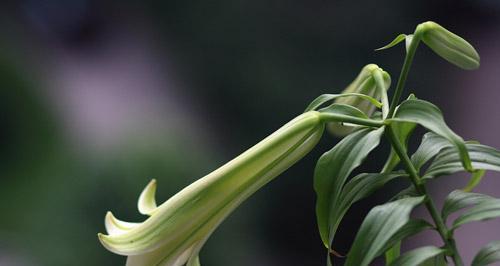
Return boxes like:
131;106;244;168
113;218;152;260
99;111;325;264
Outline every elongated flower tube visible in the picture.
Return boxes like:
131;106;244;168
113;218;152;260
98;111;326;266
417;21;480;70
328;64;391;136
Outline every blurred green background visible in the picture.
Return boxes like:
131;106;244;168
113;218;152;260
0;1;499;265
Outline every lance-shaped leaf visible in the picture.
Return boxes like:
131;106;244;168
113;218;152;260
327;64;390;136
423;143;500;179
421;254;447;266
388;246;445;266
442;190;493;222
324;172;407;251
472;240;500;266
411;132;452;172
392;98;473;172
304;93;382;112
453;198;500;230
375;34;407;51
319;103;369;120
390;186;420;201
314;127;384;249
463;169;486;192
381;219;433;264
417;21;480;70
98;111;327;266
345;196;425;266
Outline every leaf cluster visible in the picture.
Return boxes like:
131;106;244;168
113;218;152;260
310;21;500;266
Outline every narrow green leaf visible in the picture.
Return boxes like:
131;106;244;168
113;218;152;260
472;240;500;266
339;172;406;211
380;219;433;256
453;198;500;229
314;128;384;249
411;132;452;172
385;242;401;265
424;143;500;179
392;98;473;172
390;186;420;201
383;219;433;266
420;253;447;266
388;246;445;266
442;190;492;221
304;93;382;112
345;196;425;266
463;169;486;192
319;103;369;119
375;34;407;51
324;172;407;250
417;21;480;70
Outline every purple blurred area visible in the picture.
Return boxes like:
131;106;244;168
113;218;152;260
0;0;499;265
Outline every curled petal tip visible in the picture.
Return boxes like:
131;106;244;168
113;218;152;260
97;233;107;243
105;211;140;236
98;112;325;263
97;233;113;252
138;179;158;216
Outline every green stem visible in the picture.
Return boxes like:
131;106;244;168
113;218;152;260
387;33;421;117
318;113;384;128
373;69;390;119
385;126;464;266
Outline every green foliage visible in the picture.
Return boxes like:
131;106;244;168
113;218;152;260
345;196;425;266
388;246;445;266
392;98;472;171
424;143;500;179
99;21;499;266
411;132;452;172
382;219;433;265
382;119;417;173
472;241;500;266
304;93;382;112
452;198;500;229
375;34;407;51
314;127;384;248
442;190;492;222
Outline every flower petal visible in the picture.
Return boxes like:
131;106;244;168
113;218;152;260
138;179;158;216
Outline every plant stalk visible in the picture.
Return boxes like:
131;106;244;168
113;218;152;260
318;113;384;128
373;69;390;119
385;126;464;266
387;33;421;118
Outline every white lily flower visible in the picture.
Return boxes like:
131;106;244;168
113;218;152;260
98;111;325;266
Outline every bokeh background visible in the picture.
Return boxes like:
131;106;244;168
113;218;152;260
1;1;499;265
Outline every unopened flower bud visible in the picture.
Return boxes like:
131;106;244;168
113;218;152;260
328;64;390;136
417;21;480;70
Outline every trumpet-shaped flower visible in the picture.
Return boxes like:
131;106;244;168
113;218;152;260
98;111;325;266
